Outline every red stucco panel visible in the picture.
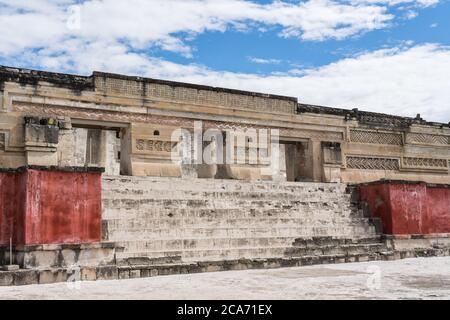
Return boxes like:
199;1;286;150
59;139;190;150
359;181;450;235
0;172;27;245
359;183;393;234
426;187;450;234
0;168;102;246
388;183;428;235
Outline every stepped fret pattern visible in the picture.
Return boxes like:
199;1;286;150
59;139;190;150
346;156;400;170
406;133;449;146
403;157;448;170
350;130;403;146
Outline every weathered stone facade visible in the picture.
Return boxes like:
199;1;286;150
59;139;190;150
1;65;449;184
2;66;450;286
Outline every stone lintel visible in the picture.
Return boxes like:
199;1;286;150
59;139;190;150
0;165;105;174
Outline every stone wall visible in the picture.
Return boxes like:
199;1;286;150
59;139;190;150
341;126;450;183
0;66;449;184
93;72;297;114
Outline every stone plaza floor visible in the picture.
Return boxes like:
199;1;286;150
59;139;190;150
1;257;450;300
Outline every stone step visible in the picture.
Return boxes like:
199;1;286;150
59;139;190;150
102;188;345;194
102;208;361;220
105;200;364;212
115;251;394;278
115;246;293;261
103;185;351;193
111;227;379;251
102;193;357;202
102;208;362;220
103;221;378;238
115;237;296;251
102;199;357;212
102;208;364;221
115;243;390;263
103;219;376;237
103;176;348;192
113;249;450;280
103;216;376;227
104;227;378;243
102;190;353;201
103;213;368;225
292;236;383;247
285;243;388;257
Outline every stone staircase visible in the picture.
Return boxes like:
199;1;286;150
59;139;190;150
102;176;388;267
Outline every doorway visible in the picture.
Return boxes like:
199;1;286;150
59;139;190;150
281;140;313;182
68;120;127;176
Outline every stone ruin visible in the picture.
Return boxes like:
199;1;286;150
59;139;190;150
0;66;450;285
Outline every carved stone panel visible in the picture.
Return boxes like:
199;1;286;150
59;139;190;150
134;138;178;154
349;130;403;146
127;124;182;177
132;134;179;161
95;76;297;114
406;133;450;146
402;157;448;170
346;156;400;170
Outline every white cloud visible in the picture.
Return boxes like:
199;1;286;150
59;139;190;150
0;0;423;58
158;44;450;123
405;10;418;19
0;1;448;122
5;41;449;123
351;0;438;6
248;57;282;64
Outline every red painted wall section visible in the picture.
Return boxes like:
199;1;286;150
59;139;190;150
389;183;428;235
0;172;27;245
359;183;393;234
359;181;450;236
426;187;450;234
0;167;102;246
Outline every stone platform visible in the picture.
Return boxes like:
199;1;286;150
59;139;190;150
2;176;450;287
1;243;449;286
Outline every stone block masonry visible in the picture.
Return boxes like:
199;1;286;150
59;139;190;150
2;66;450;184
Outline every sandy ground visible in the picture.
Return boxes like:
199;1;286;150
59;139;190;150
1;257;450;300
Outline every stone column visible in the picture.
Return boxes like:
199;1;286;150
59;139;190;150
310;139;323;182
24;118;59;167
73;128;88;166
102;130;121;176
180;130;197;178
0;91;4;112
271;143;287;182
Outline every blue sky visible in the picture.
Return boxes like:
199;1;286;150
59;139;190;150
0;0;449;121
165;1;450;73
